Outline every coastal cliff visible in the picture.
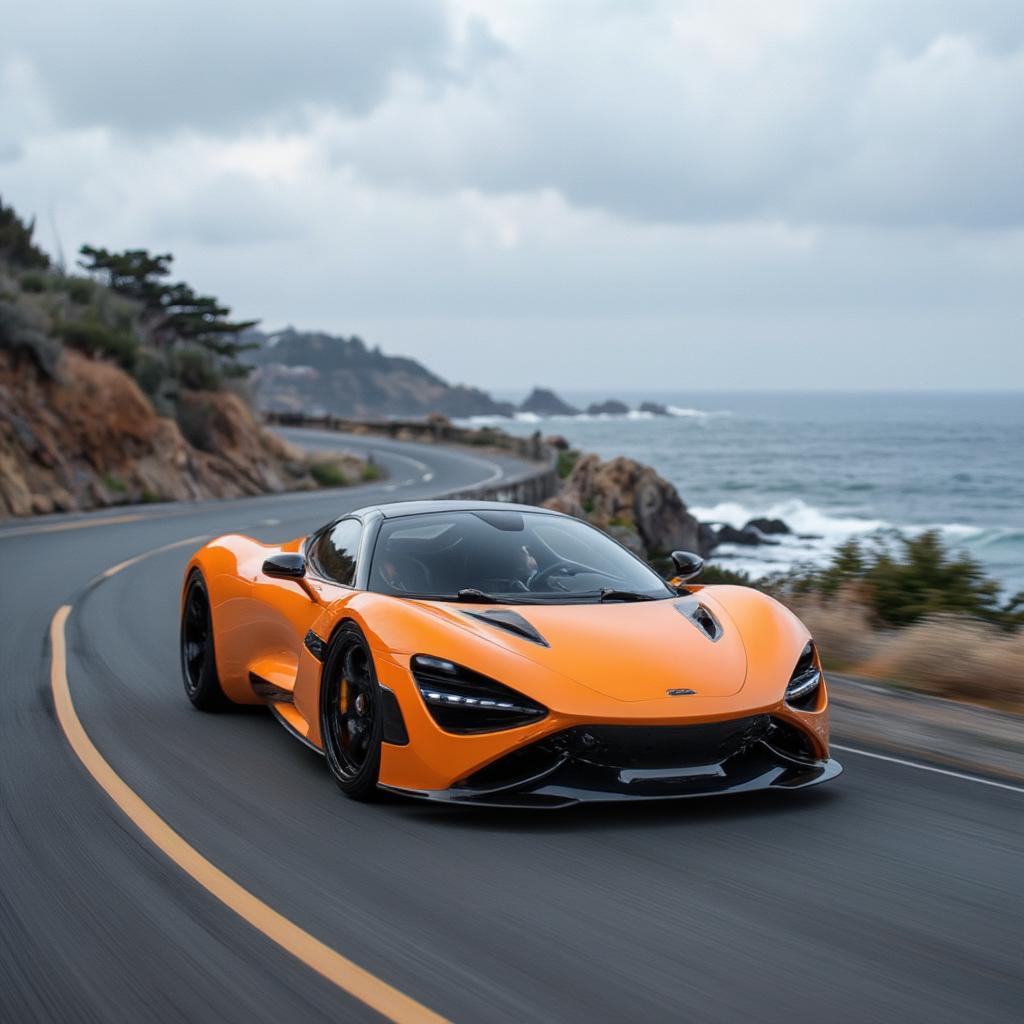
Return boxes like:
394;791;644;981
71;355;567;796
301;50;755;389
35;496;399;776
0;198;364;516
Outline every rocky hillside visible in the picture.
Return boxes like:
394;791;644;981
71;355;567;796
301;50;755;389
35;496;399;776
246;328;515;419
0;198;363;517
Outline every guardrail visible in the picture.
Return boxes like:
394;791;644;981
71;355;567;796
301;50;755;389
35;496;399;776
265;412;561;506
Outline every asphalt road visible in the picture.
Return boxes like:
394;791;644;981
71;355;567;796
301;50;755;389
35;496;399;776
1;432;1020;1024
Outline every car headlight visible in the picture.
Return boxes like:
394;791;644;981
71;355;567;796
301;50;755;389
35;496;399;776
785;641;822;711
410;655;548;734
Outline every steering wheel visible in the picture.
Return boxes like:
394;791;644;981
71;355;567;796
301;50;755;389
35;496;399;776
529;562;577;592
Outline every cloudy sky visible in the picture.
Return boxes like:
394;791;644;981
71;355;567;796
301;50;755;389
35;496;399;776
3;0;1022;391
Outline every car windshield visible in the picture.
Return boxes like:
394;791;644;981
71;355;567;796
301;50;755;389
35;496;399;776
368;509;674;603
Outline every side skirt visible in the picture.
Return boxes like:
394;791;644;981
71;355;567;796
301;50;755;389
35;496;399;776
268;702;324;756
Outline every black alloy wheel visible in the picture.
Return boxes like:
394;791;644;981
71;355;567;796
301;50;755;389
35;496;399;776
180;570;228;710
320;622;384;799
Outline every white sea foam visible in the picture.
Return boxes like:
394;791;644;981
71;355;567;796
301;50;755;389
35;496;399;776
458;406;732;426
693;498;994;579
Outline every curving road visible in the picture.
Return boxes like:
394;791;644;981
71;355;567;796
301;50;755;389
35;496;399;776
1;433;1020;1024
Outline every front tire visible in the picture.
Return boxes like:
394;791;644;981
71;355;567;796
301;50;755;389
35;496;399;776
180;569;229;710
320;622;383;800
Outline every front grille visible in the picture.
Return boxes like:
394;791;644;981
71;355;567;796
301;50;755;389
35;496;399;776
547;717;772;770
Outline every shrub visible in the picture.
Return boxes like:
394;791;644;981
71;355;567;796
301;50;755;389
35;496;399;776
171;345;222;391
19;270;50;293
59;318;139;371
557;449;580;479
0;197;50;269
361;461;382;482
0;299;63;377
175;396;221;453
783;531;1021;630
310;459;348;487
64;277;95;304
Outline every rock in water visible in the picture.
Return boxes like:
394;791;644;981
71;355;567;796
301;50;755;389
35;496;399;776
585;399;630;415
638;401;670;416
744;517;790;536
519;387;580;417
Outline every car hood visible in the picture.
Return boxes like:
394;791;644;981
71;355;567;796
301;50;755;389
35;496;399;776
417;595;748;702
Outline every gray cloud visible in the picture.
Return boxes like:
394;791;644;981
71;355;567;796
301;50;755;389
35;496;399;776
2;0;456;134
1;1;1020;390
324;2;1024;228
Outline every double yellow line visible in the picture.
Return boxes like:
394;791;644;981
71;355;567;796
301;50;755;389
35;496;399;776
49;546;449;1023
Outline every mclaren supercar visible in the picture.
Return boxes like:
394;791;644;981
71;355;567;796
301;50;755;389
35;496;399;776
180;500;841;807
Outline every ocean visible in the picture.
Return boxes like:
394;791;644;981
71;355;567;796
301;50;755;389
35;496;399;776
466;391;1024;595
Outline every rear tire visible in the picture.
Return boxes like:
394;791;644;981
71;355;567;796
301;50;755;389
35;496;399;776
319;622;383;801
180;569;229;710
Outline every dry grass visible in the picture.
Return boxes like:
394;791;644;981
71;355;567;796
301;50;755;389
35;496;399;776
860;616;1024;712
789;588;1024;713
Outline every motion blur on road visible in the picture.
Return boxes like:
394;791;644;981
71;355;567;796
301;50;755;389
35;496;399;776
1;434;1020;1023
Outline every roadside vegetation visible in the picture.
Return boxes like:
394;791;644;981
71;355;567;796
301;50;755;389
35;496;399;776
1;196;375;506
702;533;1023;712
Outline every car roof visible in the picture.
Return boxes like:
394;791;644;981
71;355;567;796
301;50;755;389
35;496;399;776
347;499;568;520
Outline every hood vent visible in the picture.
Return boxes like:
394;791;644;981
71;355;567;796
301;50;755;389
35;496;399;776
674;598;724;642
462;609;550;647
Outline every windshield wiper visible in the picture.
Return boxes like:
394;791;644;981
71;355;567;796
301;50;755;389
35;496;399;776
454;588;514;604
597;588;658;602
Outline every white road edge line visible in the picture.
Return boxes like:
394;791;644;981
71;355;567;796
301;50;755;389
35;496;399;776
831;743;1024;794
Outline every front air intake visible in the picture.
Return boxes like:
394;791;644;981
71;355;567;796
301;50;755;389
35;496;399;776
410;655;548;734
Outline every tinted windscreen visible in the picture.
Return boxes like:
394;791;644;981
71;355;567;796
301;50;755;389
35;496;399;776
368;510;672;602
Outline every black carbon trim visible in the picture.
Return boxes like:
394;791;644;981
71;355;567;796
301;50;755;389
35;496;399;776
461;609;550;646
674;598;723;642
380;686;409;745
304;629;325;661
249;672;293;703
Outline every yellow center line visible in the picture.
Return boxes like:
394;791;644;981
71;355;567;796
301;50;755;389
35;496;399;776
50;582;449;1023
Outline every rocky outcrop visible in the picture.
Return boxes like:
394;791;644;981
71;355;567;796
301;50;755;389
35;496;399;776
586;399;630;416
639;401;670;416
540;448;798;561
0;348;327;516
519;387;579;417
704;517;792;548
745;517;790;536
544;452;703;558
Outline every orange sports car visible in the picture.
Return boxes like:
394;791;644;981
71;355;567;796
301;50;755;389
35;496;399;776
180;500;841;807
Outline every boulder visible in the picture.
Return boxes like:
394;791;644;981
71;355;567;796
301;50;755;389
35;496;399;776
744;517;790;536
707;523;783;548
545;452;703;557
638;401;670;416
711;525;763;546
519;387;579;417
585;399;630;416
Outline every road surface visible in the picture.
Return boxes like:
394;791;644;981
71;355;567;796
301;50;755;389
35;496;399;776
1;432;1020;1023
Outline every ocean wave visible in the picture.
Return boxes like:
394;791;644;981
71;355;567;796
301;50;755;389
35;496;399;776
460;407;732;426
666;406;732;419
694;498;1017;580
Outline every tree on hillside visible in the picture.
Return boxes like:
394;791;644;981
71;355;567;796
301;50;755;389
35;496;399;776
0;197;50;269
78;245;258;378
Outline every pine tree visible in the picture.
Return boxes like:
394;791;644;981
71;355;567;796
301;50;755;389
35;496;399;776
78;246;258;378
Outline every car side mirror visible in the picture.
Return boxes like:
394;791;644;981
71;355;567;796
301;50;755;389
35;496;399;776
670;550;704;582
262;553;307;579
261;552;323;603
